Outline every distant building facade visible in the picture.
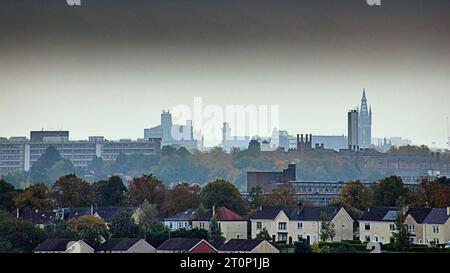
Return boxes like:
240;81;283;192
144;110;197;150
247;163;296;192
0;131;161;175
348;110;359;151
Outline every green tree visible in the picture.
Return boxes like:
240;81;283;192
200;179;248;215
93;176;127;206
294;237;312;253
13;183;52;210
170;227;209;240
255;227;272;241
137;200;169;246
47;159;75;183
51;174;94;207
109;209;139;238
372;176;409;207
30;145;63;184
45;219;79;240
209;219;225;248
0;180;17;211
67;215;109;248
320;211;336;242
248;186;264;209
0;217;47;253
392;197;410;251
2;171;30;189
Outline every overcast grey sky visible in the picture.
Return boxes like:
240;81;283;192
1;0;449;147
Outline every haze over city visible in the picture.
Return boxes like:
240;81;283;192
1;0;450;148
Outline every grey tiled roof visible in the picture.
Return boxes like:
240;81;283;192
423;208;450;224
164;208;197;221
358;207;398;222
33;239;72;252
251;206;344;221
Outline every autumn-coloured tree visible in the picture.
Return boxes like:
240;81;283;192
67;215;109;247
261;183;298;206
127;174;168;214
166;182;201;215
338;180;372;210
412;178;449;208
51;174;94;207
14;183;52;210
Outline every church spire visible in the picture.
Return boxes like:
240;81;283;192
360;88;368;116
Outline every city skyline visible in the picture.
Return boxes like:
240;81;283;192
1;1;450;148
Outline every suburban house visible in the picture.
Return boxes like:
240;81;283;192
164;208;197;230
404;207;433;245
250;205;354;244
33;239;94;253
96;238;155;253
406;207;450;245
156;238;217;253
218;239;279;253
358;207;398;244
192;206;248;240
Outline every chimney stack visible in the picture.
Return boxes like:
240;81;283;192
447;207;450;216
212;205;216;216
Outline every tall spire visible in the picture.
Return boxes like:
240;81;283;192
360;88;368;116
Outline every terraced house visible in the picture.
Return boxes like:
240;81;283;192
250;205;354;244
359;207;450;246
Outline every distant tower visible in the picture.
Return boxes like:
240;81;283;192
222;122;231;150
161;110;173;141
358;89;372;149
348;110;359;151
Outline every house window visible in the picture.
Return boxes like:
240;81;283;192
406;224;415;233
236;234;240;239
374;236;378;242
199;222;205;229
169;222;173;229
365;235;370;242
256;222;262;230
389;224;395;231
279;222;287;230
297;222;303;229
278;233;288;242
364;223;370;231
432;226;439;233
433;238;440;244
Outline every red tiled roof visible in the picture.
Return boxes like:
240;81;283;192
212;207;245;221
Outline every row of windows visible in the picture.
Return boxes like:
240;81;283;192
256;221;303;230
364;223;440;233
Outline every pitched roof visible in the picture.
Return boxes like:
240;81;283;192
218;239;269;252
250;206;345;221
164;208;197;221
195;207;245;221
406;208;433;224
33;239;72;252
358;207;398;222
96;238;142;252
423;208;450;224
16;208;56;224
95;207;137;222
157;238;204;251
